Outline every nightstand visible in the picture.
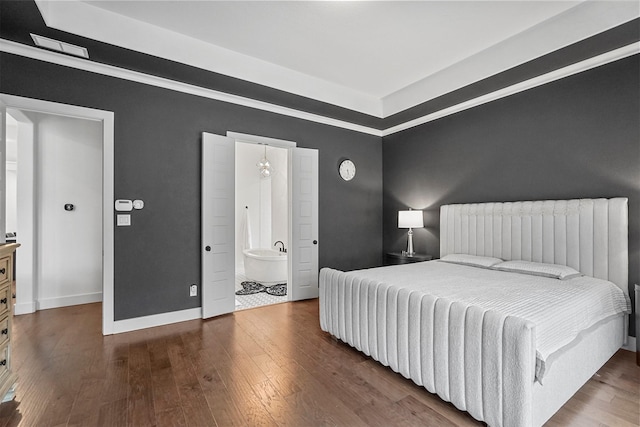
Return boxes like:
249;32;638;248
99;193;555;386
385;252;433;265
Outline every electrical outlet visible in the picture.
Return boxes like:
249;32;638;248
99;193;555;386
190;284;198;297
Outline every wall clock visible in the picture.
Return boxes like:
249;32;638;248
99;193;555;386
339;159;356;181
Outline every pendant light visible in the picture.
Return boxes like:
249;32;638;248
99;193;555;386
257;145;274;179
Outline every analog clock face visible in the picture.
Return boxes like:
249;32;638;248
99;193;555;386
339;159;356;181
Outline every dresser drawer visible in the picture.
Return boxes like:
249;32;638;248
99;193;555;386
0;343;8;379
0;287;9;317
0;257;9;286
0;316;8;348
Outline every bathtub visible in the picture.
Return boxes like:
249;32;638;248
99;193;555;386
243;248;287;283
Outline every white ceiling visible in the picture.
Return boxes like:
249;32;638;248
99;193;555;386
34;1;640;117
85;0;580;98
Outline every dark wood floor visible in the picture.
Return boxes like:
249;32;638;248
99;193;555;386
0;300;637;426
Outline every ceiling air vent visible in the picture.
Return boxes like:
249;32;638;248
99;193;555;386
30;34;89;59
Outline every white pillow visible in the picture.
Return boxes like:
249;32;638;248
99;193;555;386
440;254;504;268
492;260;583;280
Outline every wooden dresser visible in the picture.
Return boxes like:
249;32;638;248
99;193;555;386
0;244;19;402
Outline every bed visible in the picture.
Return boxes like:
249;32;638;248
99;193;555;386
319;198;631;427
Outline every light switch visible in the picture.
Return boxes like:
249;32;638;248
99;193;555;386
117;214;131;226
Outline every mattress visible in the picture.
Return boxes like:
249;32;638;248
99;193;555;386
320;260;630;382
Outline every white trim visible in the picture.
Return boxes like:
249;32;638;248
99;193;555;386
14;301;37;316
0;39;382;138
382;42;640;137
36;292;102;311
0;94;115;335
622;336;637;352
2;38;637;138
112;307;202;334
227;131;297;148
102;110;115;335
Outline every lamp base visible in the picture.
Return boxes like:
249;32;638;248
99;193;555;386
405;228;415;256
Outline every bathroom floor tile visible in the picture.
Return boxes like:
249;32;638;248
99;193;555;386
235;271;288;311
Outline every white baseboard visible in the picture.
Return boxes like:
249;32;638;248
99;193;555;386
37;292;103;311
13;301;37;315
112;307;203;334
622;335;637;352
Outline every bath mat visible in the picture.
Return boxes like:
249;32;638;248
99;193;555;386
265;283;287;296
235;281;266;295
235;281;287;296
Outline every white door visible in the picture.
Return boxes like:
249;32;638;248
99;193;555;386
0;101;6;243
201;132;236;318
289;147;319;300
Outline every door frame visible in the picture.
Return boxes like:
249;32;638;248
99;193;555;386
0;94;115;335
227;132;297;301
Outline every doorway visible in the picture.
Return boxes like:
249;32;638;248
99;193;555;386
234;141;289;310
0;94;115;335
8;110;103;311
201;132;319;319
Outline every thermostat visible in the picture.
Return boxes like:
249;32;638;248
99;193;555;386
115;199;133;211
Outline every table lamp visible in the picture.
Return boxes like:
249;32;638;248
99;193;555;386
398;209;424;256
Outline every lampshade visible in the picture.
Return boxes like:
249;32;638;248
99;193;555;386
398;210;424;229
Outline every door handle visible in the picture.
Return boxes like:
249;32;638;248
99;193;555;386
313;240;318;245
205;246;211;252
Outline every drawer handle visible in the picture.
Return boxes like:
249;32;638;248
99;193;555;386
1;329;7;335
0;268;4;275
0;298;7;305
0;360;6;366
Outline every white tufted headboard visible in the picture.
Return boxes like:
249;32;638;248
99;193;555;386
440;198;629;294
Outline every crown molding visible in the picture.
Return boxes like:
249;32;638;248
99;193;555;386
2;38;638;138
33;0;639;119
382;42;640;137
0;39;383;137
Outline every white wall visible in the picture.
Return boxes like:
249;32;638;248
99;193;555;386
269;147;288;248
235;143;288;270
33;113;103;309
5;164;16;233
11;110;36;314
5;113;18;233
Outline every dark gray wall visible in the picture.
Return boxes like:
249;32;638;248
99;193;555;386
1;53;383;320
383;55;640;335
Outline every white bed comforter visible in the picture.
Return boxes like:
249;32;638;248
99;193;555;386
323;261;629;377
319;261;630;425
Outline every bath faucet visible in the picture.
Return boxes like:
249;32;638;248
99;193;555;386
274;241;286;253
